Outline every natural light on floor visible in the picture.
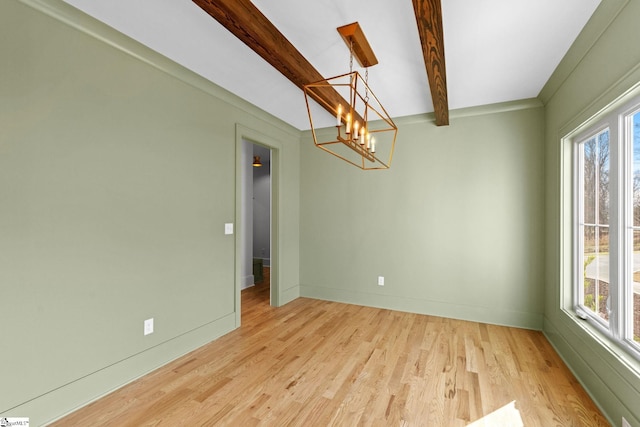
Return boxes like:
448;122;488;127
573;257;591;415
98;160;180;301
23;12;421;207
467;401;523;427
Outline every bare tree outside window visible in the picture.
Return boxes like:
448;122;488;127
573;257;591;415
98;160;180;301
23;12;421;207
581;130;609;321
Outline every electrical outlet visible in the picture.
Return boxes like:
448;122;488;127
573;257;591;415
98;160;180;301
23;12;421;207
144;318;154;336
378;276;384;286
224;223;234;235
622;417;631;427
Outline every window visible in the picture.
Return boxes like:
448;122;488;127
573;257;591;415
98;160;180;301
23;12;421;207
575;98;640;358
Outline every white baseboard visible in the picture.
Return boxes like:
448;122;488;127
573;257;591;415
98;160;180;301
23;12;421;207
299;285;543;330
26;313;236;426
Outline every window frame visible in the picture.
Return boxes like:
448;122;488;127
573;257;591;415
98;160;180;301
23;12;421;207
572;96;640;361
622;102;640;352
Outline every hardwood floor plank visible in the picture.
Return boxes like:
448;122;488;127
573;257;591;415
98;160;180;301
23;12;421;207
51;270;609;426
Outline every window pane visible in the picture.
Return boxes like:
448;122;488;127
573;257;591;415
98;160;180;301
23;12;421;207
583;138;597;224
633;111;640;343
598;131;610;225
634;295;640;344
583;226;610;323
595;227;610;322
633;231;640;343
584;225;596;254
582;132;610;226
635;112;640;227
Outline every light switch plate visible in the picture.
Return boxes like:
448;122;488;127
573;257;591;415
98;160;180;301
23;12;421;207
378;276;384;286
224;223;234;235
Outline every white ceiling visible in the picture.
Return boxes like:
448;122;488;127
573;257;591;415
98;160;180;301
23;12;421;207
62;0;600;130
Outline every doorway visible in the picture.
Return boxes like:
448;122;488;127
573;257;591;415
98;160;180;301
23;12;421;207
243;141;271;303
235;124;281;326
236;127;282;328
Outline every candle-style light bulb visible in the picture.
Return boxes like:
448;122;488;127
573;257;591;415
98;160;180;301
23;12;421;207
371;137;376;153
336;104;342;127
354;121;360;140
346;113;352;134
360;129;366;145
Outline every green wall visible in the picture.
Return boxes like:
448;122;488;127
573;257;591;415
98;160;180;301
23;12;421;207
0;0;299;424
542;0;640;425
300;101;546;330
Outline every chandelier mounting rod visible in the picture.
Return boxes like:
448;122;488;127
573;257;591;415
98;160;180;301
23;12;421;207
337;23;378;68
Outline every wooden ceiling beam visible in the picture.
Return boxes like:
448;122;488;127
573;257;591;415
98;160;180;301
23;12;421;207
192;0;347;123
412;0;449;126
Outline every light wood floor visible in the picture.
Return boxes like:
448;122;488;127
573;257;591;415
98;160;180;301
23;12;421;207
53;270;609;426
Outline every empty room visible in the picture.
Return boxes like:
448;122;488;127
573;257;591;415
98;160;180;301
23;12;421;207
1;0;639;425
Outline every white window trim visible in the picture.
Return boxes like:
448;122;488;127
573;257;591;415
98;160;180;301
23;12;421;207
572;96;640;361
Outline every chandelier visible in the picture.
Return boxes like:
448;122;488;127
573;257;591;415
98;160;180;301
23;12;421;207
304;22;398;170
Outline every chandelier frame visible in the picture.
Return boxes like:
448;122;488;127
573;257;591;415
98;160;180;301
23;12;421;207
303;22;398;171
